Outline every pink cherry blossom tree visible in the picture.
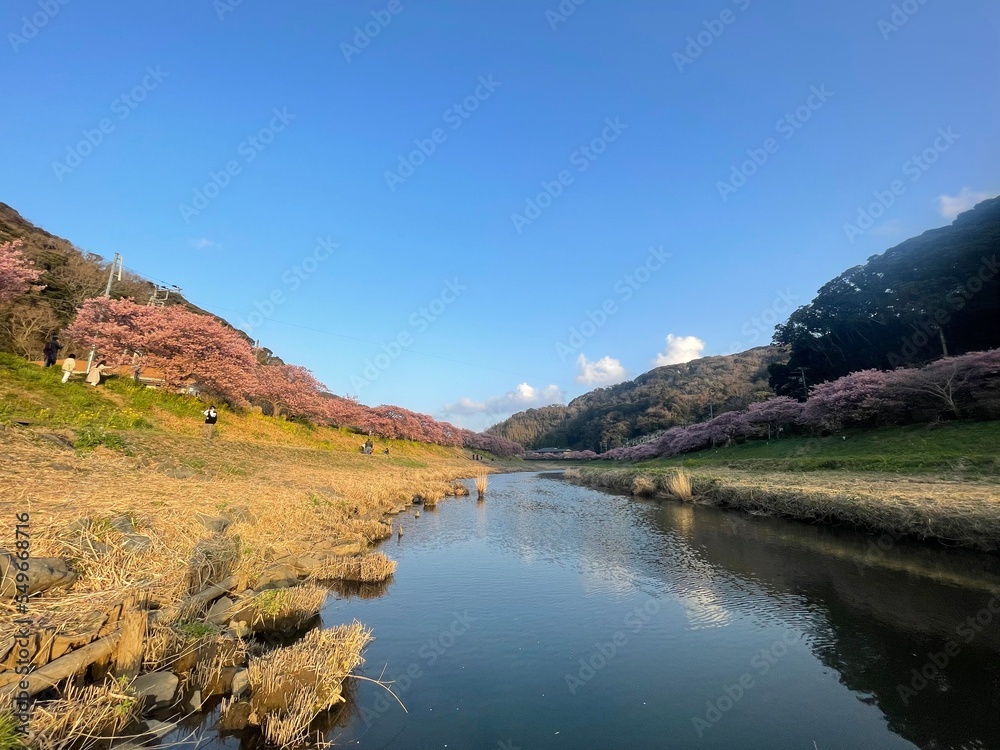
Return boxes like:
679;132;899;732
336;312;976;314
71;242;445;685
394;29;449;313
0;240;44;303
253;364;329;419
66;297;257;405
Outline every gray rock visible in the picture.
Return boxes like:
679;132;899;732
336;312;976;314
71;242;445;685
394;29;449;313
121;534;152;553
163;466;195;480
184;689;203;712
291;556;323;575
132;671;178;711
253;563;299;591
109;515;136;534
223;505;256;524
231;668;249;699
109;719;174;749
38;432;73;449
67;517;92;534
219;699;253;730
195;513;230;534
0;550;77;598
206;596;236;626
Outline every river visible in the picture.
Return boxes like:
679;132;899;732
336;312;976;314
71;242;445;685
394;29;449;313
172;471;1000;749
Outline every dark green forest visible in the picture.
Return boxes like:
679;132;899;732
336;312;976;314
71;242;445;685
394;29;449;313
770;195;999;395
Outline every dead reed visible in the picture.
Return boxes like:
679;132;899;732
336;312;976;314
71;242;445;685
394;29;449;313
630;475;656;496
232;622;372;748
311;552;397;583
29;680;140;750
666;470;693;501
475;470;489;497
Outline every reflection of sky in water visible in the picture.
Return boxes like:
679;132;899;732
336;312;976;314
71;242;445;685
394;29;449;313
677;585;733;629
162;472;1000;750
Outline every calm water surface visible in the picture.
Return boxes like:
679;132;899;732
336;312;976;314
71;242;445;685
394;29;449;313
175;472;1000;750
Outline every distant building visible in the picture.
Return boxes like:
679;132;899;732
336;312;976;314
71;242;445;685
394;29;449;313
533;447;569;457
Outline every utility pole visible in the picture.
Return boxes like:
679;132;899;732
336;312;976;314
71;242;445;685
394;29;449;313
86;254;122;374
791;367;809;398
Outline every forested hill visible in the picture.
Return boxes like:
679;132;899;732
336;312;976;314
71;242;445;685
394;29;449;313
488;346;786;451
0;203;287;361
769;195;1000;395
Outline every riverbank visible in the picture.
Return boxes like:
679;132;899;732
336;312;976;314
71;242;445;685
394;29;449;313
566;464;1000;551
0;363;490;747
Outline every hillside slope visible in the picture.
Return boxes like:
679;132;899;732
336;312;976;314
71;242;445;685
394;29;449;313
489;346;786;450
771;195;1000;394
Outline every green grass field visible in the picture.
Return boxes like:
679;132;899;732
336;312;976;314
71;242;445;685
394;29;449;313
632;421;1000;476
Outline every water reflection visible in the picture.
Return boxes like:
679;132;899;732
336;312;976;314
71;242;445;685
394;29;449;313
161;472;999;750
645;493;1000;750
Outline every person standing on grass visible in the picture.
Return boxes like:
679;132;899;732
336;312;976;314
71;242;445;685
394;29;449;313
203;405;218;439
60;353;77;384
85;360;110;387
43;335;62;367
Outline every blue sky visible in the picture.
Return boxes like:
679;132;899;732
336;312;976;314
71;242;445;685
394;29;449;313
2;0;998;430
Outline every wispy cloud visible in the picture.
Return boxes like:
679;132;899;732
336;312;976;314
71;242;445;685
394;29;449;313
937;188;995;220
440;382;565;418
653;334;705;367
190;237;220;250
575;354;627;386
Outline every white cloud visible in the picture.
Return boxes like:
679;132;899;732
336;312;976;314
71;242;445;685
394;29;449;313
190;238;219;250
440;382;566;418
937;188;995;220
575;354;627;386
653;334;705;367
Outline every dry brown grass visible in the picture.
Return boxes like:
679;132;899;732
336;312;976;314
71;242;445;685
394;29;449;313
232;622;372;748
311;552;397;583
0;422;477;741
475;470;489;496
29;679;140;750
246;584;328;633
666;470;693;501
576;466;1000;550
630;475;656;496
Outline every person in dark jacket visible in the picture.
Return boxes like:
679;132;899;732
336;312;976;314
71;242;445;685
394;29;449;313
203;405;219;439
43;336;62;367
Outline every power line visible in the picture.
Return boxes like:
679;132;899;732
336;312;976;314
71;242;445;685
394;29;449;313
116;262;540;381
198;301;537;381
